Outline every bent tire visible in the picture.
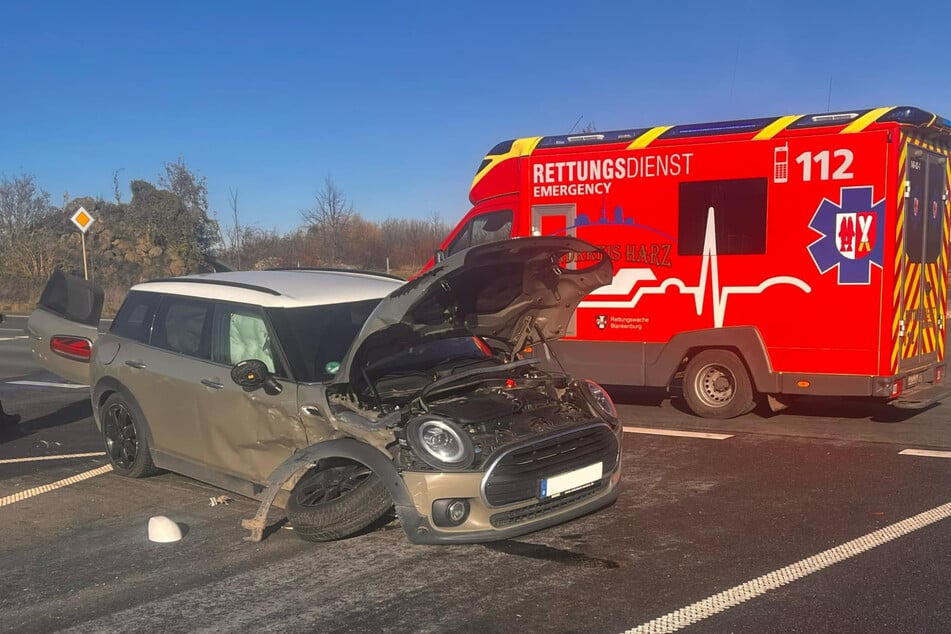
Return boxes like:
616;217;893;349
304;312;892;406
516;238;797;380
101;393;160;478
682;349;755;419
286;458;392;542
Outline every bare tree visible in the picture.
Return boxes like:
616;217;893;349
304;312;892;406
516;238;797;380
0;172;64;279
228;187;241;269
300;176;354;265
429;210;450;251
0;172;53;251
159;156;208;217
157;156;217;252
113;168;125;204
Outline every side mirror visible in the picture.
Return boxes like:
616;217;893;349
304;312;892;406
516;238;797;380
231;359;283;395
434;249;446;263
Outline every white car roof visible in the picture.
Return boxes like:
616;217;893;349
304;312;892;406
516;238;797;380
130;269;404;308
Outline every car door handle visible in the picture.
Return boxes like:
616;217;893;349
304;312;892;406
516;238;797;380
125;360;147;369
201;379;224;389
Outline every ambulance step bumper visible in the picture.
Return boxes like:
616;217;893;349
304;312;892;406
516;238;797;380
891;383;951;409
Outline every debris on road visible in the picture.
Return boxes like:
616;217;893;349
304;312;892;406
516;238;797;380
209;495;232;507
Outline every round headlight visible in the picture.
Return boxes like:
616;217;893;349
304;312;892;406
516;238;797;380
406;417;474;471
583;379;618;421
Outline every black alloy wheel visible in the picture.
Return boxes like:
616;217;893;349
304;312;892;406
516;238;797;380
293;463;375;507
104;401;139;469
100;393;159;478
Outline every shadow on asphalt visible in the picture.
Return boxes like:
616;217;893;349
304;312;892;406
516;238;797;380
603;384;936;424
0;397;93;444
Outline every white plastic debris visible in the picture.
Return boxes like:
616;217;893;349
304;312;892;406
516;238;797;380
148;516;183;543
208;495;232;507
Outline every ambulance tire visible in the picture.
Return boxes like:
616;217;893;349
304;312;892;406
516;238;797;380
682;349;755;419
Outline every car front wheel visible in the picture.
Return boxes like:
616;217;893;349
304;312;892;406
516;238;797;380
286;458;392;542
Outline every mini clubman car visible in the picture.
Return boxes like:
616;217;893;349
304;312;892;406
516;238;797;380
28;236;622;544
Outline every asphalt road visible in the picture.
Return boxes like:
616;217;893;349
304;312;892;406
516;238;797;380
1;316;949;633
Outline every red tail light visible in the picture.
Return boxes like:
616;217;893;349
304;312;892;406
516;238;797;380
472;336;493;357
50;336;92;361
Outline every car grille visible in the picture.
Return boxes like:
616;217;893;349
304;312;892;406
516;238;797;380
481;423;618;507
490;482;605;528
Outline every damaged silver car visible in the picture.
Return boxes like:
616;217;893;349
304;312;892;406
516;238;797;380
28;236;622;544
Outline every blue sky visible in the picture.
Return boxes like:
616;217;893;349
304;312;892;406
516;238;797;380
2;1;948;235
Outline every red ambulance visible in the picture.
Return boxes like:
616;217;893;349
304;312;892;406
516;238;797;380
428;106;951;418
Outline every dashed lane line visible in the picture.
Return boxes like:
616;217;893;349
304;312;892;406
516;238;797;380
0;336;28;341
6;380;88;389
0;464;113;508
622;500;951;634
899;448;951;459
0;452;106;465
623;426;733;440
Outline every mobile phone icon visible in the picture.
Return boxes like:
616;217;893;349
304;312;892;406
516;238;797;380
774;144;789;183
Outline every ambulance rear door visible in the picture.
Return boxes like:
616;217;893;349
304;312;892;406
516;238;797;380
899;145;949;371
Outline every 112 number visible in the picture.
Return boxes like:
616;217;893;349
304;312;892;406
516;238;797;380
794;149;854;181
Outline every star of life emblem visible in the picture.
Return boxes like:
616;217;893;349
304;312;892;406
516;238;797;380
808;186;884;285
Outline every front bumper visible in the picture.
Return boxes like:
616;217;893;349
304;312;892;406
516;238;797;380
395;452;622;545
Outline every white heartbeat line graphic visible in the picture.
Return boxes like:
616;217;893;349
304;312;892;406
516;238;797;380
579;206;812;327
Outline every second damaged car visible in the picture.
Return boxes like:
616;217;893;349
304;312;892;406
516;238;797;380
28;236;622;544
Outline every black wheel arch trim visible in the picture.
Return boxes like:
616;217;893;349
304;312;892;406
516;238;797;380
92;377;156;449
645;326;779;393
243;438;414;542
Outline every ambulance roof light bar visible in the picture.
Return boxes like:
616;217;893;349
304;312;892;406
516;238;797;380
810;112;859;123
660;117;775;139
538;128;649;148
566;134;605;142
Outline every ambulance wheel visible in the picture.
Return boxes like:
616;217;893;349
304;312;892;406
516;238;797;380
683;350;755;419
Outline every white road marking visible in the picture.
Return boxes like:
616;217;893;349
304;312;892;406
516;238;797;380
899;448;951;459
0;452;106;465
0;464;113;508
623;426;733;440
0;336;28;341
622;500;951;634
7;380;88;389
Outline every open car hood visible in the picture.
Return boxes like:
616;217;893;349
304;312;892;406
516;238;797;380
336;236;613;384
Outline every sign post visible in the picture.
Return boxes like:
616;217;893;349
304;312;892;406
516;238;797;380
69;206;96;280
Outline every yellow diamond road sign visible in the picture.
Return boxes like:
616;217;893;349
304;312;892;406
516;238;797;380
70;206;95;233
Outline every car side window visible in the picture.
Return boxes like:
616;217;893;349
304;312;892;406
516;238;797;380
151;297;212;360
212;303;284;376
111;291;161;343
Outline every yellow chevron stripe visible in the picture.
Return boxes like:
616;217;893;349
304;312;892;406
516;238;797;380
892;141;906;373
902;260;922;360
752;115;802;140
627;126;672;149
841;107;894;134
942;159;951;361
470;136;542;191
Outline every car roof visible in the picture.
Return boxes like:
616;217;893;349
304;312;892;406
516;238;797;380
130;269;404;308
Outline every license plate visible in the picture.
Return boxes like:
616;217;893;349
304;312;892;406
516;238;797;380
906;373;923;388
540;462;603;499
